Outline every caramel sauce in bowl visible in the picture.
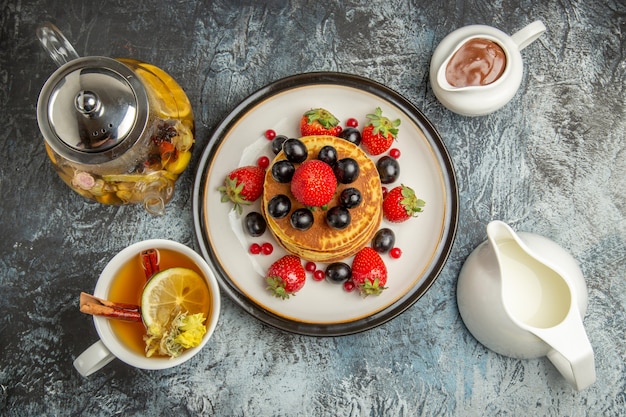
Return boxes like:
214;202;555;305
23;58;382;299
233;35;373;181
430;22;545;116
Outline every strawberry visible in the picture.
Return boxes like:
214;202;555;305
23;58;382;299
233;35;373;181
265;255;306;299
382;184;425;223
361;107;401;155
290;160;337;207
218;165;265;214
300;108;342;137
351;247;388;296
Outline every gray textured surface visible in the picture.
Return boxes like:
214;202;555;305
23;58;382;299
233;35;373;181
1;0;625;416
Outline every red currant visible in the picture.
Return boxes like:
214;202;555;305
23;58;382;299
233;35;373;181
343;281;356;292
346;118;358;128
390;247;402;259
389;148;401;159
261;242;274;255
305;261;317;272
313;270;325;281
257;155;270;169
249;243;262;254
265;129;276;140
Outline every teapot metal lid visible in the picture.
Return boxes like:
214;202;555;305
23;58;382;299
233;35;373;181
37;56;149;164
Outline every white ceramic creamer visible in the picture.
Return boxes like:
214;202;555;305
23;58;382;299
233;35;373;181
457;221;595;390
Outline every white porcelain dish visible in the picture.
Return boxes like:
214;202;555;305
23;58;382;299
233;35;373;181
192;72;458;336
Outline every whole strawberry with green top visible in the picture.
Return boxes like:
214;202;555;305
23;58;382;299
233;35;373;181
300;108;342;137
219;165;265;215
351;247;388;296
361;107;401;155
265;255;306;299
382;184;425;223
290;160;337;208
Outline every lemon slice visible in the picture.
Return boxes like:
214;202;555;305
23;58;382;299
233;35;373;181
164;150;192;175
141;267;210;330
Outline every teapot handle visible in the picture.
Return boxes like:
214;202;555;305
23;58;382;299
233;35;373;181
36;22;80;67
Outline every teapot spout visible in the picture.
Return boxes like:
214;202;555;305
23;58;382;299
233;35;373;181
144;194;166;216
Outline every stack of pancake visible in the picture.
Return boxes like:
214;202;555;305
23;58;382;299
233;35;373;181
262;135;382;263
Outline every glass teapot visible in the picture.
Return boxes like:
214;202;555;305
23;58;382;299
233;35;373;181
36;23;194;215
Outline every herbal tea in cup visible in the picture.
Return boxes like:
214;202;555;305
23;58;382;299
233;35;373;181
73;239;220;376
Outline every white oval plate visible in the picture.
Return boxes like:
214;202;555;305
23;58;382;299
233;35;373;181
192;72;458;336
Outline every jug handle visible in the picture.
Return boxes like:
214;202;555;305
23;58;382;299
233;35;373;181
533;317;596;391
547;350;596;391
36;22;80;67
510;20;546;51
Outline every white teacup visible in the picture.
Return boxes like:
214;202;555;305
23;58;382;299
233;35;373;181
73;239;221;376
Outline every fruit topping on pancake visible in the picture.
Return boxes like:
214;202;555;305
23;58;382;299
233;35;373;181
262;135;382;263
290;160;337;208
220;107;427;299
